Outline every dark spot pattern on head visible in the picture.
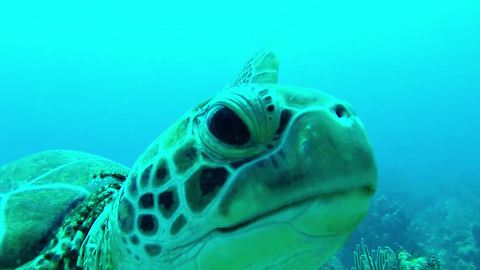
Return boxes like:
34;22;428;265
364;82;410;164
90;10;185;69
144;244;162;257
130;235;139;245
137;214;158;236
185;166;229;213
152;160;169;188
259;89;269;96
140;164;153;189
118;199;135;233
173;140;198;174
139;193;154;209
157;188;179;218
170;214;187;236
230;156;256;169
128;175;138;196
276;109;292;136
199;168;229;196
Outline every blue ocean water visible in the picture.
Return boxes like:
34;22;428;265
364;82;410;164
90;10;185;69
0;1;479;269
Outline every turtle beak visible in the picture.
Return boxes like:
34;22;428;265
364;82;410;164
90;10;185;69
281;106;377;196
214;105;377;228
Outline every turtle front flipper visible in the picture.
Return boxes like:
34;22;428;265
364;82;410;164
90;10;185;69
0;150;129;268
19;183;121;270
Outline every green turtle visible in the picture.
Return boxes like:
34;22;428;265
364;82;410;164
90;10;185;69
0;51;377;270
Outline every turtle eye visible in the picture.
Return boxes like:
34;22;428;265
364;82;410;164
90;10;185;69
207;106;250;146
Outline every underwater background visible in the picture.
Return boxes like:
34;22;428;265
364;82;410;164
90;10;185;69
0;0;479;269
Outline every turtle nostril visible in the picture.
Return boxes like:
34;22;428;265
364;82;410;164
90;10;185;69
333;105;348;118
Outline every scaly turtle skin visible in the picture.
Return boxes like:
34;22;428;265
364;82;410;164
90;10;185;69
2;51;377;270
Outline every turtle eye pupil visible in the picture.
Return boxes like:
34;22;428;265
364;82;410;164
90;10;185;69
208;106;250;146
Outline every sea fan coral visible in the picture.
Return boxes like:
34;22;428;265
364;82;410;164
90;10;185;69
351;239;396;270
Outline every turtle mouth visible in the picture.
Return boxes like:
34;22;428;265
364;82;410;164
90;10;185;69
216;185;375;234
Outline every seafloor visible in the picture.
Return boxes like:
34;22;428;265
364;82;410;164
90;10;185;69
320;180;480;270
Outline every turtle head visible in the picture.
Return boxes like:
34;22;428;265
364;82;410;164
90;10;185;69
111;51;376;270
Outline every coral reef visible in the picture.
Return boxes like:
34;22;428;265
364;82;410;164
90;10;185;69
472;224;480;249
340;194;417;264
327;179;480;269
407;197;480;269
351;239;396;270
351;240;440;270
397;251;440;270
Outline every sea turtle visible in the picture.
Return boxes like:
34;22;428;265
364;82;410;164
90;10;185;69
0;51;377;270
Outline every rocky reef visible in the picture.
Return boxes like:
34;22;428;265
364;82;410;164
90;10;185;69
321;182;480;270
407;196;480;269
472;224;480;250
